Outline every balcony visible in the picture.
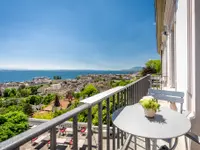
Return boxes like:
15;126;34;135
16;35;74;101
0;75;187;150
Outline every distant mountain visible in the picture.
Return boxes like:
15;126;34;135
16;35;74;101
129;66;143;71
122;66;143;72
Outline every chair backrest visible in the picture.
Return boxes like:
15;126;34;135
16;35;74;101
148;89;185;113
148;89;184;113
148;89;184;104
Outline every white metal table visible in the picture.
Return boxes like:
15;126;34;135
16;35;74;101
112;104;191;150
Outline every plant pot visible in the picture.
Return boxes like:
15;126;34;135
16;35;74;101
144;109;156;118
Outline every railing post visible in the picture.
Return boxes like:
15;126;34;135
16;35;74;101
73;115;78;150
124;89;127;139
112;95;116;150
127;87;130;105
146;76;149;94
50;127;56;150
133;84;136;104
130;85;133;104
87;107;92;150
132;85;134;104
135;82;138;103
124;89;127;106
139;80;142;99
129;87;131;105
141;78;144;96
106;98;110;150
117;93;120;149
120;91;124;146
98;102;103;150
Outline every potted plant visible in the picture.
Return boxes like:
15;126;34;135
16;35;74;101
139;96;160;118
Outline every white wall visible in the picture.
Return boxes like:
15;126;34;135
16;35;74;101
175;0;188;108
191;0;200;149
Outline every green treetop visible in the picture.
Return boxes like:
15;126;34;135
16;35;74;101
81;84;99;98
145;59;161;73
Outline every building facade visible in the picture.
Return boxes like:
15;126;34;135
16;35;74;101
155;0;200;149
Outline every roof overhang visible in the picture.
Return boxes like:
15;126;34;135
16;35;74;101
155;0;166;54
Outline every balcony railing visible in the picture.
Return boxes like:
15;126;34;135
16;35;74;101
0;75;150;150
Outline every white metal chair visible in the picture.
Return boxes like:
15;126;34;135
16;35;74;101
148;88;185;149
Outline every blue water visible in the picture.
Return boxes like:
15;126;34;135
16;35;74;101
0;70;136;83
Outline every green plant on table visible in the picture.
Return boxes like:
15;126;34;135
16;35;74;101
139;96;160;112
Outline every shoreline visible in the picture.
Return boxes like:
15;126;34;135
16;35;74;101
0;70;138;83
0;73;139;96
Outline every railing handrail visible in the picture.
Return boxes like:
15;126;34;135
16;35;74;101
0;75;150;150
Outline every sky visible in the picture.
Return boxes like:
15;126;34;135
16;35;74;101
0;0;159;70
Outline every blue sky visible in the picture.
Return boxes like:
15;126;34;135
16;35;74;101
0;0;159;70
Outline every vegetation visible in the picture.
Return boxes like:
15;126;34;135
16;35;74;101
33;112;53;119
43;94;56;105
0;75;141;142
2;85;41;98
31;80;134;125
110;79;134;87
81;84;99;98
145;59;161;73
139;96;160;112
140;59;161;76
54;95;60;107
53;76;62;80
72;92;81;99
0;111;28;142
141;66;157;76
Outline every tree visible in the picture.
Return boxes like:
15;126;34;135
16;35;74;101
110;80;132;87
145;59;161;73
81;84;99;98
1;98;18;107
72;92;81;99
53;109;67;118
17;88;31;97
53;76;62;80
141;66;157;76
0;111;28;142
43;94;56;105
3;89;11;97
25;95;42;105
3;105;23;113
54;95;60;107
28;86;41;95
22;103;33;116
8;88;17;97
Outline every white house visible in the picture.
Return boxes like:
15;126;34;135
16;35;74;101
155;0;200;149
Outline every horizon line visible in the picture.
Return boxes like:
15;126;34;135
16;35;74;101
0;67;143;71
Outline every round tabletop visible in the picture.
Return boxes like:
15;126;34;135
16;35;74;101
112;104;191;139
